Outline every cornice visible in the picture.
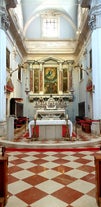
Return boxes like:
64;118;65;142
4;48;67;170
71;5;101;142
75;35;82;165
75;15;90;56
7;11;27;57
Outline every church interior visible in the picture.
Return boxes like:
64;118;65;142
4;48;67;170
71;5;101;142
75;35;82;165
0;0;101;207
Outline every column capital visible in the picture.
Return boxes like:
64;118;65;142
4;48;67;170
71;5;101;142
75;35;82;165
0;6;10;31
88;3;101;30
39;62;43;71
58;62;63;71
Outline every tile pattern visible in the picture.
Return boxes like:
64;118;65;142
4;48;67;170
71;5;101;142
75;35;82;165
14;124;101;145
3;149;101;207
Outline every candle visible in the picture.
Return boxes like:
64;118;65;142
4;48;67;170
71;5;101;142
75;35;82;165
34;114;37;120
66;114;68;119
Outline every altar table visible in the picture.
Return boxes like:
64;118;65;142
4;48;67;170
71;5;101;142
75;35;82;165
28;119;73;139
36;109;65;119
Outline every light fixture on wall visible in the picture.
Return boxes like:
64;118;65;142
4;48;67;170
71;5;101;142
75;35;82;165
5;62;29;94
74;64;89;76
25;77;30;95
9;62;27;77
25;88;30;95
70;88;74;94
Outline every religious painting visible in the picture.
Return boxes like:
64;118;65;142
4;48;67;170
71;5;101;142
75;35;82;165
63;69;68;92
34;69;39;93
63;69;72;92
44;67;57;94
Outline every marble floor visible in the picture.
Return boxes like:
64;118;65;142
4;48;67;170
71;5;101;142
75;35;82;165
2;148;100;207
0;124;101;207
0;123;101;149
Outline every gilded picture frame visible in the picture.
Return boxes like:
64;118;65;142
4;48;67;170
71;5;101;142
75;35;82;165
44;67;57;94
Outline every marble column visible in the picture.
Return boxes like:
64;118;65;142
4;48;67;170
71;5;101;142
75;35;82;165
59;62;63;94
39;63;43;94
30;70;33;92
89;1;101;119
0;6;10;137
88;1;101;134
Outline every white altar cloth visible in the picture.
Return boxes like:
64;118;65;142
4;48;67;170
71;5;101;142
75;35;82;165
28;119;73;138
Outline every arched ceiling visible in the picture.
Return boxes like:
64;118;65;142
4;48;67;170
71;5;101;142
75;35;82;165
20;0;78;27
8;0;90;56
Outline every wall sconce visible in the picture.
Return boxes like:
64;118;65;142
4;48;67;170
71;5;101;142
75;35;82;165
74;64;89;76
25;88;30;95
70;88;74;94
25;77;30;95
9;62;28;77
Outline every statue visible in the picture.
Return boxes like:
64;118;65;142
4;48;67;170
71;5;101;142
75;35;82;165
46;95;56;109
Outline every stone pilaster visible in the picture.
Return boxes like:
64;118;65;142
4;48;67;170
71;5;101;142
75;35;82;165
59;62;63;94
88;1;101;134
0;5;10;137
39;63;43;94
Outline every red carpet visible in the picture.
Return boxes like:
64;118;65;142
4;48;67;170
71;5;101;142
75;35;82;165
5;147;100;152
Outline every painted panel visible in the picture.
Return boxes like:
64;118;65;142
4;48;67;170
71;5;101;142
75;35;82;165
44;67;57;94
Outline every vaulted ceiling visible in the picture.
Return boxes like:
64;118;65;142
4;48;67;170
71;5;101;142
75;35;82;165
7;0;90;56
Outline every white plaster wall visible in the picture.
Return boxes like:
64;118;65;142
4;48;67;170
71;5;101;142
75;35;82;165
6;33;23;116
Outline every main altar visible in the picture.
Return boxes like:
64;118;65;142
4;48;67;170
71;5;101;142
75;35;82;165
28;95;73;139
36;109;65;120
29;119;73;139
26;57;74;139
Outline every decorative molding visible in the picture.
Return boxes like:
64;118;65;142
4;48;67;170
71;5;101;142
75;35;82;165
25;40;77;55
27;57;74;67
88;4;101;30
0;6;10;31
75;15;90;55
7;10;27;56
28;94;74;104
88;14;96;30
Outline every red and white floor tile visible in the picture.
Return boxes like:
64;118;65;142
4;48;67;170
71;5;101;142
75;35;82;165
4;149;100;207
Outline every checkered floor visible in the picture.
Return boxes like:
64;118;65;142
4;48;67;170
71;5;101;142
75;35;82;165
3;148;100;207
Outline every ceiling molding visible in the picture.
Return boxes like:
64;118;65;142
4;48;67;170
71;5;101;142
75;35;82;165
24;39;77;55
7;10;27;57
75;15;90;56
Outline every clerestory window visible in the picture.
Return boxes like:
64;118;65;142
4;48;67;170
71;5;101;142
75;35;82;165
42;17;59;38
